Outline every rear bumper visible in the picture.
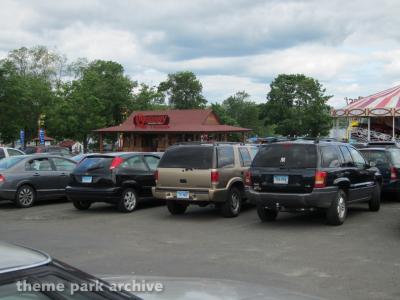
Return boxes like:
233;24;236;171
65;186;122;202
152;187;227;202
246;186;338;209
0;189;16;200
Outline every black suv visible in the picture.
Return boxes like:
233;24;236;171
66;152;161;212
245;141;382;225
359;147;400;199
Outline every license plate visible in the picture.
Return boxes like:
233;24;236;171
273;175;288;184
176;191;189;199
82;176;92;183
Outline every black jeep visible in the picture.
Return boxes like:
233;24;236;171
245;140;382;225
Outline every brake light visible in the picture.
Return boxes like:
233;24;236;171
211;170;219;184
245;171;252;186
314;170;327;188
0;175;4;183
154;170;159;182
109;156;124;170
391;167;398;180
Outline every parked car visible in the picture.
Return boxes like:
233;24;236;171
0;241;140;299
0;155;77;208
23;146;71;157
359;147;400;199
152;143;253;217
66;152;162;212
0;147;25;160
70;152;100;163
246;140;382;225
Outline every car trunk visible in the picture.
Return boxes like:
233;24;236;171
157;168;211;189
70;155;115;188
250;144;317;194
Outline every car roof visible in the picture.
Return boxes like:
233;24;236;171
0;241;51;274
359;148;387;151
268;140;349;146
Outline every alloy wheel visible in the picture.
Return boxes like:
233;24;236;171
124;191;137;211
19;188;34;206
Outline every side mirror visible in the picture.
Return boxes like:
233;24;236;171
369;161;376;167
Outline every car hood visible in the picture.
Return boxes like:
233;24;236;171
101;275;325;300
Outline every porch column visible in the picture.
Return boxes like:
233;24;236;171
367;117;371;142
393;115;396;141
165;134;169;148
99;133;104;153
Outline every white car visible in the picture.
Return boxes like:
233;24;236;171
0;147;25;160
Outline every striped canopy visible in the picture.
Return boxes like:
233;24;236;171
332;85;400;117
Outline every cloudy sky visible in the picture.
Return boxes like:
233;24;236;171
1;0;399;107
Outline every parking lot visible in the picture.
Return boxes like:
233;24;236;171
0;197;399;300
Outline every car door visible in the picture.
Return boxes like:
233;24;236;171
348;146;375;201
118;155;152;197
50;157;77;194
25;157;60;199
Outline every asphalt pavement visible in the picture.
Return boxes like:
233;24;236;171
1;197;399;300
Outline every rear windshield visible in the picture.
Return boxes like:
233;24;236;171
253;144;317;168
74;156;113;173
388;149;400;167
0;156;25;170
360;150;388;166
159;146;213;169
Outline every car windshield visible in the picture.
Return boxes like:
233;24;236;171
158;146;213;169
0;156;25;170
74;156;114;172
253;143;317;168
388;148;400;167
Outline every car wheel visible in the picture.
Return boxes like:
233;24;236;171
166;200;188;215
326;189;347;226
369;184;381;212
257;204;278;222
117;188;138;213
72;200;91;210
15;185;36;208
221;187;242;218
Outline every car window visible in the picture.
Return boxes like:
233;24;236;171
239;147;252;167
0;156;25;170
144;155;160;171
253;144;317;168
360;150;389;167
0;148;5;159
7;148;23;156
348;147;366;168
52;158;76;171
339;146;354;167
388;148;400;167
121;156;148;171
26;158;53;171
248;147;259;159
320;146;341;168
75;156;114;173
217;146;235;168
0;282;52;299
158;146;213;169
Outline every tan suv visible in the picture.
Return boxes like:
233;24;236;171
152;143;254;217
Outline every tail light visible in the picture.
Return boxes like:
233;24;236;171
154;170;159;182
0;175;4;183
391;167;398;180
109;156;124;170
211;170;219;184
245;171;252;186
314;170;327;188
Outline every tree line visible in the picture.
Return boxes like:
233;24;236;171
0;46;332;149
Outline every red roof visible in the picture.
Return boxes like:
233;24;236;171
58;139;77;147
95;109;251;133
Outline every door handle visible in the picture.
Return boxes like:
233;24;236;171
60;173;67;176
33;173;40;177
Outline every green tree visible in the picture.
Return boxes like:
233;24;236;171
158;71;207;109
131;83;166;110
261;74;332;137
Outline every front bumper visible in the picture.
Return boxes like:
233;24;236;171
152;187;227;202
65;186;122;203
246;186;338;209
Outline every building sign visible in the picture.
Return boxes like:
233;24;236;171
39;129;45;145
133;114;170;128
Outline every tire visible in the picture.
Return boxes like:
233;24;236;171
221;187;242;218
15;185;36;208
369;184;381;212
326;189;347;226
166;200;188;215
117;188;138;213
257;204;278;222
72;200;91;210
